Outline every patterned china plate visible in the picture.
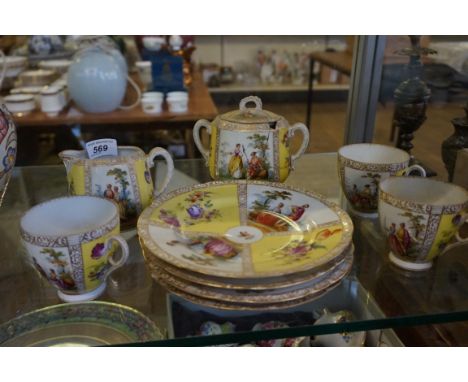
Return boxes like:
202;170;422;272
0;302;163;346
156;275;344;311
142;241;353;290
138;181;353;279
150;250;353;304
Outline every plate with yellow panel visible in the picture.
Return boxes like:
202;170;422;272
149;250;353;304
142;241;353;290
138;181;353;279
155;275;344;311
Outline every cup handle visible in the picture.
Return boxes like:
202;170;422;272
103;235;129;280
402;164;426;177
193;119;211;163
147;147;174;197
289;123;310;163
455;215;468;243
118;75;142;110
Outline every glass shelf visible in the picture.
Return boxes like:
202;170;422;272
1;153;467;346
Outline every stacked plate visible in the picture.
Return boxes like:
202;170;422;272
138;181;354;310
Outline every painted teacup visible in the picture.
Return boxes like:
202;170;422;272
20;196;129;302
378;177;468;271
338;143;426;217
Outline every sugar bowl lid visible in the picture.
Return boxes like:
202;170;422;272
220;96;282;125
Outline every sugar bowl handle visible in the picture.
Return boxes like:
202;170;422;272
239;96;263;113
147;147;174;197
193;119;211;162
290;123;310;163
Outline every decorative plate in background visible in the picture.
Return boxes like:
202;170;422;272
0;302;163;346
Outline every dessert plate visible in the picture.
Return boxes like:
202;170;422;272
150;250;353;304
143;243;352;290
156;276;343;311
138;181;353;279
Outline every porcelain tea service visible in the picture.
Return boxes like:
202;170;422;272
193;95;309;182
20;196;129;302
59;145;174;228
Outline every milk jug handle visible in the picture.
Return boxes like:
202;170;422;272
146;147;174;197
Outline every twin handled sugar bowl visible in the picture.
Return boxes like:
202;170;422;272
193;96;309;182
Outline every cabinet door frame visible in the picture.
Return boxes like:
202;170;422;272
344;35;387;144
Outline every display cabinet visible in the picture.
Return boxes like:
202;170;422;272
1;153;467;346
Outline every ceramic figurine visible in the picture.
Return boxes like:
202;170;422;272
252;321;307;347
313;309;366;347
193;96;309;182
0;104;17;207
260;59;274;84
59;146;174;228
199;321;236;336
256;49;266;72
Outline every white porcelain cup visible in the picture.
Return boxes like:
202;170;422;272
167;91;188;113
4;94;36;115
20;196;129;302
379;177;468;271
141;92;164;114
338;143;426;217
40;85;65;116
142;91;164;100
